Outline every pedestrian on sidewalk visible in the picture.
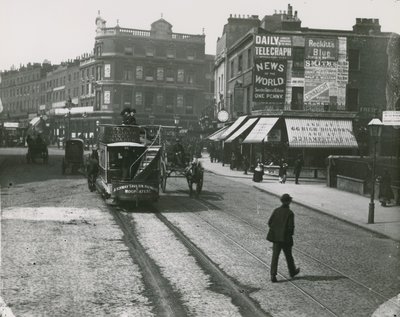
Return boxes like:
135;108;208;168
266;193;300;283
293;155;304;184
242;154;249;175
378;169;394;207
278;158;288;183
253;161;264;182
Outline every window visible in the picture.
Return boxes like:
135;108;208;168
238;54;243;72
156;67;164;81
187;49;195;60
346;88;358;111
230;61;234;78
123;69;133;81
145;67;154;81
348;49;360;71
104;90;111;104
135;92;143;106
124;47;133;55
177;69;184;82
166;92;174;112
136;66;143;80
166;68;174;82
167;47;175;58
104;64;111;78
156;94;163;107
146;47;154;57
177;94;184;108
187;71;194;84
145;91;154;110
293;48;304;69
95;44;102;57
185;94;194;114
291;87;304;110
123;89;132;106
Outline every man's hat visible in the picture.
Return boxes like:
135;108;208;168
280;193;292;203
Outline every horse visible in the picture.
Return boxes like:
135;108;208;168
185;159;204;197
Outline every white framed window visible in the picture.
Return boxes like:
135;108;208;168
177;69;184;82
104;90;110;104
177;94;184;107
136;66;143;80
157;67;164;81
135;92;143;105
104;64;111;78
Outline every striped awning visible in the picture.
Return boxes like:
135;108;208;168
225;118;258;143
207;126;229;141
242;117;279;143
285;118;358;148
219;115;248;141
29;117;41;126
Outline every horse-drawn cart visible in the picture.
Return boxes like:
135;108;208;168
26;135;48;164
158;126;204;196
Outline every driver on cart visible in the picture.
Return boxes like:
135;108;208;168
172;138;185;167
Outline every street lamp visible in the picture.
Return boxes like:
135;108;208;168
367;118;383;224
174;116;180;137
64;97;73;140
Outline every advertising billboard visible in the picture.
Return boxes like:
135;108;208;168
253;59;287;104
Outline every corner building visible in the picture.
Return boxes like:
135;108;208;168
93;14;214;128
214;5;400;168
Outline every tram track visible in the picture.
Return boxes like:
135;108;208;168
109;204;189;317
165;181;399;316
113;200;269;317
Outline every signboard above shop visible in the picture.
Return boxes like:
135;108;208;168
383;111;400;126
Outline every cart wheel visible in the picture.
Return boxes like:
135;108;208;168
161;163;167;193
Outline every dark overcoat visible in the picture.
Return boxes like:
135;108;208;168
267;205;294;246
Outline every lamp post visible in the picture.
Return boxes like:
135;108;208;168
174;116;180;137
64;98;73;140
367;118;383;224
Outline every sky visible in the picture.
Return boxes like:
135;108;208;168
0;0;399;72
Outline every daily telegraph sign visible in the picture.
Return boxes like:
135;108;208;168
253;59;287;104
254;34;292;58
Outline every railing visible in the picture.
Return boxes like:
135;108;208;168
100;27;204;42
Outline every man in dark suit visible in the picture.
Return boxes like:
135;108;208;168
267;193;300;283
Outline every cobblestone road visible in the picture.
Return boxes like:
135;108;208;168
1;149;399;316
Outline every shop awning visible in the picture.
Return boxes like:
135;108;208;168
242;117;279;143
225;118;258;143
29;117;41;126
285;118;358;148
219;115;248;141
207;126;229;141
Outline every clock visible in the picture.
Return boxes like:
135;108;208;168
217;110;229;122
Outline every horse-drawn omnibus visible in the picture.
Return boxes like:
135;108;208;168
94;124;162;205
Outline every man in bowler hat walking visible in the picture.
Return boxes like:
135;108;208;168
267;193;300;283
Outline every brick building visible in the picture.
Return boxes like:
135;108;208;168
213;4;400;167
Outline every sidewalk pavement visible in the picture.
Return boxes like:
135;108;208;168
199;156;400;242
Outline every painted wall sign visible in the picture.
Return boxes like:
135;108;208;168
303;37;348;108
253;59;287;104
305;37;338;61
